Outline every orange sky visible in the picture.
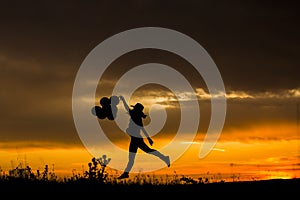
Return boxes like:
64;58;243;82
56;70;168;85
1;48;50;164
0;122;298;181
0;0;299;183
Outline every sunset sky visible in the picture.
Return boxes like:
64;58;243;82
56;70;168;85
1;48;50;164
0;0;299;181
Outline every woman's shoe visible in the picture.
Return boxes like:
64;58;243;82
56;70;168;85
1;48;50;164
117;172;129;179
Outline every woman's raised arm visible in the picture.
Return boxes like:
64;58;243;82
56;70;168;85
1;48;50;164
119;95;129;112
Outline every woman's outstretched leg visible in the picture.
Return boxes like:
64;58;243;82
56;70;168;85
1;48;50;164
148;150;170;167
139;140;170;167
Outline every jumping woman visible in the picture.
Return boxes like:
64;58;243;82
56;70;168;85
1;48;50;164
117;95;170;179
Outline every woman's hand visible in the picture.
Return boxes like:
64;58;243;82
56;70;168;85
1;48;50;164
119;96;123;102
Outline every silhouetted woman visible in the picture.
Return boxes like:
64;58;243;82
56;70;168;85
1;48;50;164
117;96;170;179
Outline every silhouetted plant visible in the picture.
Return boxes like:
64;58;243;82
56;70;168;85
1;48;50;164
8;163;35;180
170;171;181;184
180;176;198;184
42;164;48;181
83;155;111;183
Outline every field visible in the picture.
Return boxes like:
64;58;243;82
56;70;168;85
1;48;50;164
1;156;298;198
0;177;299;198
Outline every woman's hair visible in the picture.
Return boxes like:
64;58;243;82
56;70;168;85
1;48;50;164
140;112;147;119
131;103;147;118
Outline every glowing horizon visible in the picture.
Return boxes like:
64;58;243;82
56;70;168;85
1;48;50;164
1;122;298;181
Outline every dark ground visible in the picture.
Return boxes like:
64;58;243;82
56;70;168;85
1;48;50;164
0;178;299;198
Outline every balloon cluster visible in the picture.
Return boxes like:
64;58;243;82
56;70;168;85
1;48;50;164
91;96;120;120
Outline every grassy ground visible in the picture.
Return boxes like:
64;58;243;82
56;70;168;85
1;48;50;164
1;156;298;198
0;177;299;198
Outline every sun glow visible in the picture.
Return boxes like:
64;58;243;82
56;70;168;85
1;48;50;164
0;122;299;181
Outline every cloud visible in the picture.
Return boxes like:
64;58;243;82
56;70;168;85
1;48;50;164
118;85;300;103
214;123;298;143
0;0;299;150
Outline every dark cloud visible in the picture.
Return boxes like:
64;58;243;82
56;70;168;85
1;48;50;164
0;0;299;147
1;0;299;91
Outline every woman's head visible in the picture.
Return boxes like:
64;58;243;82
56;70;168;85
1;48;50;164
131;103;144;111
131;103;147;118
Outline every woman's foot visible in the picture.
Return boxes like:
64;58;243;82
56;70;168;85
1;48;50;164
163;156;170;167
117;172;129;179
